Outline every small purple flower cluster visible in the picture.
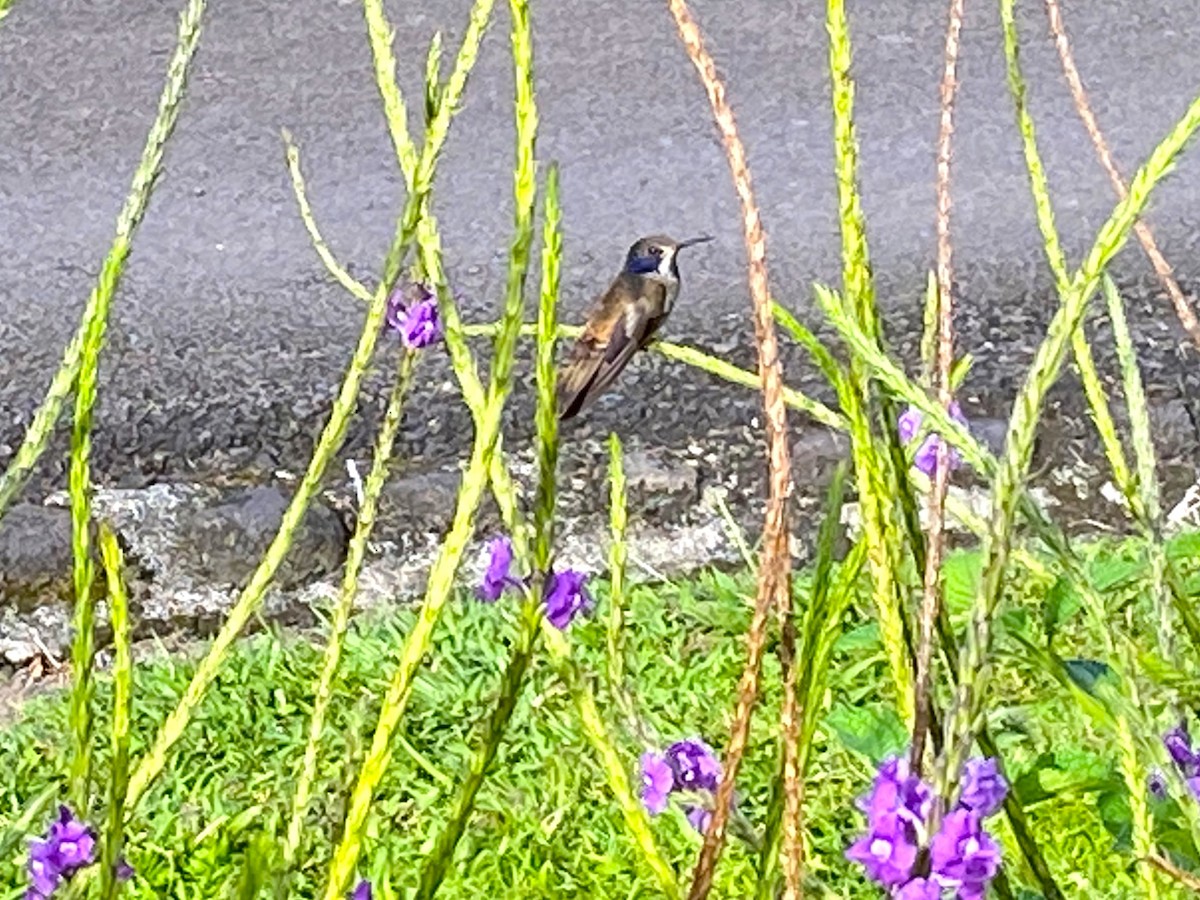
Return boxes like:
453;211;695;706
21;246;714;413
477;536;594;630
385;280;443;350
640;738;722;834
846;756;1007;900
27;805;130;899
898;403;968;478
1161;720;1200;799
352;879;373;900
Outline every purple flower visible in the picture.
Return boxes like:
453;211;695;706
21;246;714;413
847;757;932;889
897;407;924;444
899;403;968;477
115;858;135;881
848;754;1004;897
666;738;722;793
543;569;593;630
400;298;441;349
895;877;943;900
477;537;520;602
846;807;920;888
640;752;674;815
26;806;96;898
385;281;442;350
1162;719;1200;798
858;757;932;829
929;809;1001;900
685;805;712;835
1149;769;1169;799
351;880;373;900
48;808;94;872
1165;722;1197;773
27;838;60;898
957;758;1008;818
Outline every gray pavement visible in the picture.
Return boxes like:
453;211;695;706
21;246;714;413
1;0;1199;505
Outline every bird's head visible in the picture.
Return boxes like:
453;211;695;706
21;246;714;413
623;233;713;280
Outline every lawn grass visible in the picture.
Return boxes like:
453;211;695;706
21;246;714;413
2;529;1198;898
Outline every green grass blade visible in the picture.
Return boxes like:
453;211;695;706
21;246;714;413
281;349;418;872
64;0;207;814
1102;274;1172;653
755;462;849;897
98;525;132;900
606;432;629;698
122;0;493;820
999;0;1132;503
0;0;205;521
321;1;538;890
0;785;62;864
412;154;561;900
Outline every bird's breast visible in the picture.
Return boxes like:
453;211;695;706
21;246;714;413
661;280;680;315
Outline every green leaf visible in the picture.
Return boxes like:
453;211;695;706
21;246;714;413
1010;750;1118;806
1063;658;1117;695
834;622;880;653
1167;531;1200;564
1097;788;1133;850
826;702;907;761
1042;575;1082;644
1088;548;1145;593
942;550;980;617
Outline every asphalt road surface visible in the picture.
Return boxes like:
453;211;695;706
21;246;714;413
2;0;1199;507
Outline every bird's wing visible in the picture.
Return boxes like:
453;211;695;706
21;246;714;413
558;296;663;420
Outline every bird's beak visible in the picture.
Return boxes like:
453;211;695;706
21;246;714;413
677;234;715;250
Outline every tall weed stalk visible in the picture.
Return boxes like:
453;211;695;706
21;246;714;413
121;0;493;820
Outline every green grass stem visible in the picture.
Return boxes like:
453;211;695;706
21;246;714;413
1102;274;1172;652
542;623;682;899
321;2;538;890
63;0;207;815
121;0;493;817
606;432;629;703
756;463;852;898
98;526;132;900
824;0;913;728
999;0;1133;507
0;0;205;522
281;349;418;872
533;164;562;574
412;154;561;900
934;61;1200;815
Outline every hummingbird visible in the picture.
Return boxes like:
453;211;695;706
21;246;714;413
557;233;713;420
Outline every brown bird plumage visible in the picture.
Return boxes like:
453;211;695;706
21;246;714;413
557;234;711;420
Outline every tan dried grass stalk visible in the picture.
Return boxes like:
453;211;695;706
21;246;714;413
1043;0;1200;351
664;2;797;897
911;0;966;775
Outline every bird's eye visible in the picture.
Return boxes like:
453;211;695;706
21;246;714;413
650;246;663;257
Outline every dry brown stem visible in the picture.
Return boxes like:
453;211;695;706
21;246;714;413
911;0;966;776
1044;0;1200;352
664;1;796;897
